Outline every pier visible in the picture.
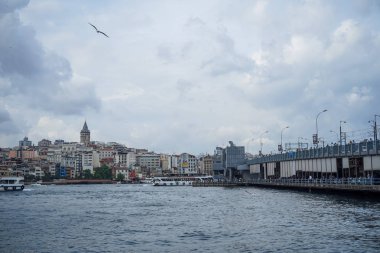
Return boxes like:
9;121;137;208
193;178;380;197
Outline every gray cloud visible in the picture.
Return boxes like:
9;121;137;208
201;32;255;76
0;0;29;14
0;109;19;134
1;0;380;153
0;1;100;115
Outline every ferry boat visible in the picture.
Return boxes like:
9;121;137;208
140;178;153;184
152;176;213;186
0;176;25;191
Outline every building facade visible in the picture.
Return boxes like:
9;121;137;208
80;121;91;145
199;155;213;175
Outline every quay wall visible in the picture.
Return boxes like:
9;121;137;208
193;180;380;197
41;179;115;185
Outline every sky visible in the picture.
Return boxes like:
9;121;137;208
1;0;380;155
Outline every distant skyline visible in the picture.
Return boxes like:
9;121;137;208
1;0;380;154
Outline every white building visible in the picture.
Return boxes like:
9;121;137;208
136;153;160;176
30;166;44;178
178;153;198;175
47;146;62;164
98;148;116;161
114;167;129;181
116;151;136;168
82;151;94;173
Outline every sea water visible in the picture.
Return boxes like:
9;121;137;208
0;184;379;253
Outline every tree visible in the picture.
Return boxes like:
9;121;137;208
24;174;36;183
42;172;53;182
93;165;112;179
116;173;125;182
83;169;93;179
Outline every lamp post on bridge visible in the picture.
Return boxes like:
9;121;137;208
339;120;346;146
315;109;328;148
280;126;289;153
375;115;379;154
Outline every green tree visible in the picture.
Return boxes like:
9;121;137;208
116;173;125;182
42;172;53;182
93;165;112;179
24;174;36;183
83;169;93;179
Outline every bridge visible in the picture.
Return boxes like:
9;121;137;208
242;139;380;180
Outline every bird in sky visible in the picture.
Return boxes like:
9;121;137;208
88;23;109;38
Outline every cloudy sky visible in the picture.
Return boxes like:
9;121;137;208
1;0;380;155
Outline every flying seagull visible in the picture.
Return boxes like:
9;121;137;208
89;23;109;38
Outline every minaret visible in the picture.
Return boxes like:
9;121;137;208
80;121;91;145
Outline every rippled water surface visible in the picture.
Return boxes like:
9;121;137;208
1;184;380;253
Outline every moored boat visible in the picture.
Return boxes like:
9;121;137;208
140;178;153;184
0;176;25;191
152;176;213;186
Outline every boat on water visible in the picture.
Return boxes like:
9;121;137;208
0;176;25;191
30;180;46;187
140;178;153;184
152;176;213;186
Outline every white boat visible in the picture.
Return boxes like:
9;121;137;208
140;178;153;184
0;176;25;191
152;176;213;186
30;180;43;186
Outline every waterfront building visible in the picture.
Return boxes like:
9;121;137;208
225;141;245;180
61;153;76;168
29;166;44;178
81;150;94;173
113;167;129;181
116;151;136;168
0;164;12;176
80;121;91;145
160;154;172;175
170;154;179;174
212;147;224;176
178;153;198;175
199;155;213;175
136;153;161;176
49;164;56;176
211;142;245;179
60;143;96;176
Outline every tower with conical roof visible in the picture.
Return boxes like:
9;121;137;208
80;121;91;145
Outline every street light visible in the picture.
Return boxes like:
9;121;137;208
280;126;289;153
315;109;328;148
339;120;346;146
259;130;269;155
374;115;379;154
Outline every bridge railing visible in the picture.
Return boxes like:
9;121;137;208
242;178;380;186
